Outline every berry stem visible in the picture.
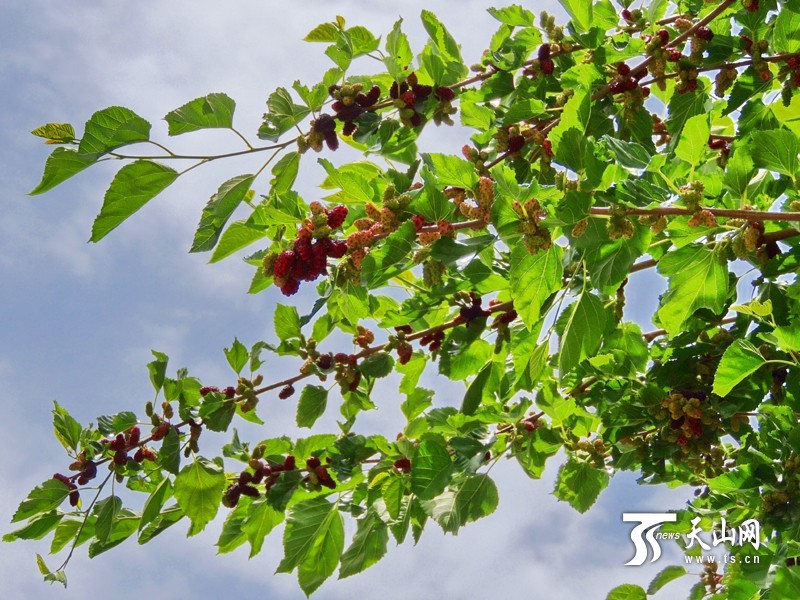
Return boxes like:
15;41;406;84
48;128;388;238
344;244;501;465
590;206;800;222
643;315;738;342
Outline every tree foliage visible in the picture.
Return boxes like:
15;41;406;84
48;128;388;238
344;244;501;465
8;0;800;597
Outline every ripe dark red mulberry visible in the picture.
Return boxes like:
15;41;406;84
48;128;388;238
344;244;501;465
617;63;631;76
537;43;550;61
126;426;140;447
284;455;296;470
151;421;170;442
315;465;336;489
273;251;296;279
224;386;236;398
278;384;295;399
313;114;336;134
696;26;713;41
326;205;348;229
412;215;427;231
280;278;300;296
656;29;670;45
540;59;555;75
200;386;218;396
507;135;525;153
240;484;260;498
53;473;71;487
109;433;126;451
306;456;321;470
708;138;727;150
334;353;350;364
316;354;334;370
113;449;129;466
435;86;456;101
394;458;412;472
328;240;347;258
621;9;632;21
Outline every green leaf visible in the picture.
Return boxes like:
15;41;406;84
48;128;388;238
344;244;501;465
462;363;492;415
297;385;328;428
706;465;758;493
159;425;181;474
359;353;395;378
361;222;416;288
385;19;413;79
241;498;284;558
147;350;168;392
164;93;235;135
2;511;62;542
277;498;344;596
30;148;96;195
712;340;765;397
553;458;609;513
78;106;151;157
275;304;302;341
411;436;453;500
209;221;268;263
31;123;75;143
139;477;173;532
91;160;179;242
420;10;465;66
509;244;564;329
339;509;389;578
224;338;249;375
304;22;339;42
173;458;226;536
749;129;800;177
560;0;593;33
52;401;81;452
421;474;499;534
422;154;478;189
12;480;70;522
774;7;800;53
606;584;647;600
647;565;687;594
190;175;255;253
270;151;301;194
675;114;710;166
602;136;651;170
558;292;606;376
258;88;310;141
95;495;122;543
656;244;729;336
487;5;535;26
772;566;800;598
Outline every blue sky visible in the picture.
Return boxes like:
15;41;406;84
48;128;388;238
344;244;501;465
1;2;697;598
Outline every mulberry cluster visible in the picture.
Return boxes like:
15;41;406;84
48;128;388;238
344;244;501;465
390;72;432;127
524;43;556;78
305;456;336;491
512;198;552;253
354;326;374;349
333;353;362;393
456;292;490;325
52;473;80;507
68;452;98;486
652;114;670;146
607;205;634;241
304;114;339;152
433;86;458;125
263;204;349;296
419;330;445;352
647;390;726;477
222;454;300;508
609;62;646;95
329;83;381;136
451;177;494;223
679;181;704;212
